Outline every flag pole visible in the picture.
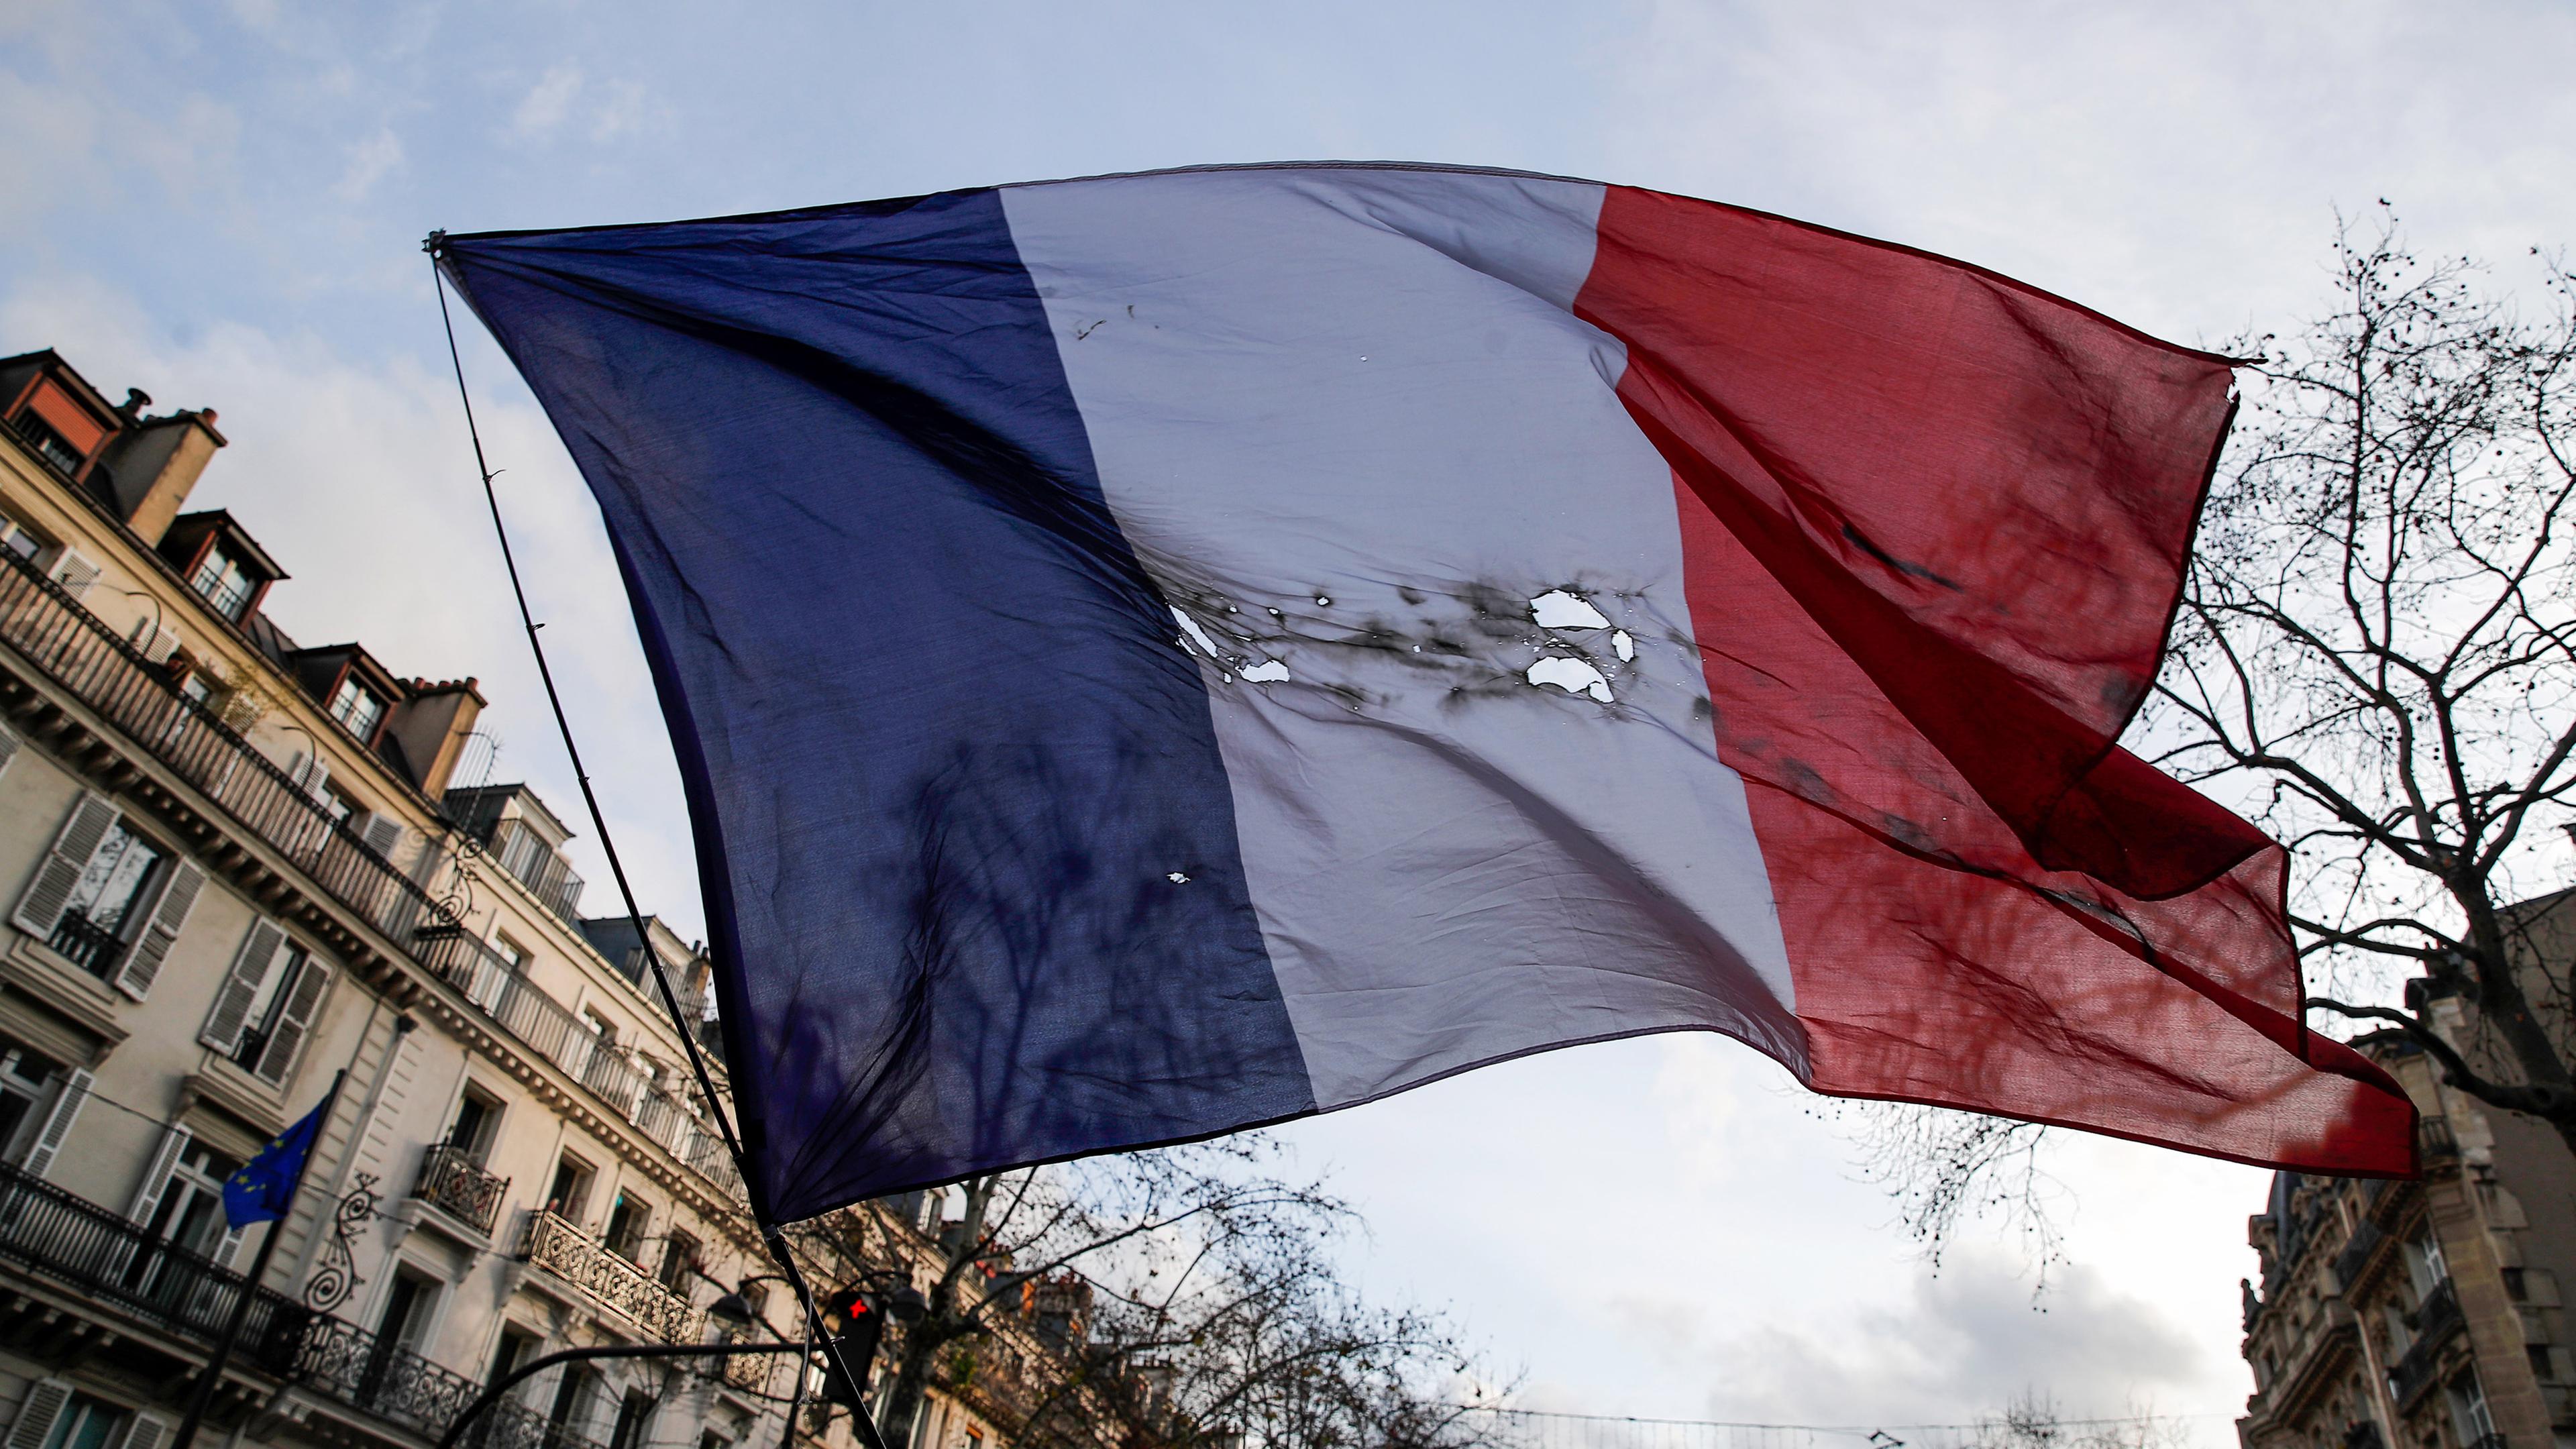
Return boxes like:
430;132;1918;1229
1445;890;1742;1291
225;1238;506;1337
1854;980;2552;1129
169;1067;347;1449
428;240;896;1449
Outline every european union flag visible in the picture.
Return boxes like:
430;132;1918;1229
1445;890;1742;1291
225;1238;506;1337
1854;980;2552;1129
223;1097;327;1229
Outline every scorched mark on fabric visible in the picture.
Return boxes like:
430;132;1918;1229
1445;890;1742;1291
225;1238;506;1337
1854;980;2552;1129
1155;571;1656;716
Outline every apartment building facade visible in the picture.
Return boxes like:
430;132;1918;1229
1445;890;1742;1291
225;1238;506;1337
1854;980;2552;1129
0;345;857;1449
2239;908;2576;1449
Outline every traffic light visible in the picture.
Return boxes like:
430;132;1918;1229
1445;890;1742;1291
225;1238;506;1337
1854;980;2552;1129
817;1287;882;1409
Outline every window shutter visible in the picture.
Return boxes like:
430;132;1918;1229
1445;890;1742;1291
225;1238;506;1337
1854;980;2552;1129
113;859;205;1001
285;751;331;803
4;1379;72;1449
107;1413;170;1449
253;957;333;1085
127;1124;191;1224
361;813;404;859
211;1225;244;1269
201;919;285;1053
126;620;178;665
0;722;21;782
12;792;117;939
20;1069;89;1179
50;549;100;600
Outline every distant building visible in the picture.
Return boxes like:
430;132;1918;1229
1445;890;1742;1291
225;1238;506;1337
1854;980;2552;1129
0;347;1117;1449
2239;893;2576;1449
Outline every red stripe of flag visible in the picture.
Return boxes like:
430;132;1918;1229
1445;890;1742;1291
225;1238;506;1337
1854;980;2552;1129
1576;184;2417;1175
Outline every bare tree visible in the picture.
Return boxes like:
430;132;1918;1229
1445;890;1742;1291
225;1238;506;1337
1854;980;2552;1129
2161;210;2576;1146
1966;1393;2192;1449
1848;208;2576;1258
788;1138;1493;1449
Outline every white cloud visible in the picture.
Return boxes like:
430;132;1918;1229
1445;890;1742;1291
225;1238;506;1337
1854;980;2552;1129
512;63;584;140
333;127;402;202
508;64;661;147
590;78;655;143
0;270;706;942
1689;1253;2205;1428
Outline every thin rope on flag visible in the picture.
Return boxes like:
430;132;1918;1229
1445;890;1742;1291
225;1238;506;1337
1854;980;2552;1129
425;235;892;1449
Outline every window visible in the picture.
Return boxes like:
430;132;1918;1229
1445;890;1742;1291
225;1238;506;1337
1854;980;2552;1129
197;918;332;1085
447;1090;501;1161
186;543;257;622
658;1228;699;1291
2447;1370;2496;1449
607;1389;655;1449
0;517;54;564
233;940;317;1071
30;1392;133;1449
492;936;529;975
602;1189;649;1262
0;1036;65;1163
546;1153;594;1222
52;818;169;978
9;410;85;476
2406;1231;2450;1300
375;1269;437;1348
486;1326;538;1389
123;1136;245;1295
327;676;386;742
546;1366;598;1447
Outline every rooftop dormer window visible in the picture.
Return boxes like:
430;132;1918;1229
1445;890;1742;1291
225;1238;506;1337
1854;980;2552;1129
189;543;257;621
8;409;84;476
329;675;386;742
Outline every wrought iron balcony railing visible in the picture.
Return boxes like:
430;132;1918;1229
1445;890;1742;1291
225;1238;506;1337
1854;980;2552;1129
299;1314;616;1449
297;1313;486;1440
0;545;740;1201
476;1396;611;1449
2388;1279;2463;1407
0;1157;309;1374
415;1144;511;1235
520;1209;700;1344
0;1154;623;1449
487;817;586;926
44;910;129;977
2332;1220;2385;1290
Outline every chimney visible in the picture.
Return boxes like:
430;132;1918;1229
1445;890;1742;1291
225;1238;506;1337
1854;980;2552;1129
389;677;487;795
96;407;225;545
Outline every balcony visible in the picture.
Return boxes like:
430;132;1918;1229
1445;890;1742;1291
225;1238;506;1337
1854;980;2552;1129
474;1397;609;1449
297;1314;486;1441
722;1344;772;1395
0;1157;309;1374
2332;1221;2386;1290
487;818;585;926
2388;1280;2464;1407
519;1210;699;1344
44;910;129;977
0;547;740;1201
414;1144;511;1236
0;1152;625;1449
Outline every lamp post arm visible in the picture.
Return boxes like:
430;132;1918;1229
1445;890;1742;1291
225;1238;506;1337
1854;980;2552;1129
435;1340;810;1449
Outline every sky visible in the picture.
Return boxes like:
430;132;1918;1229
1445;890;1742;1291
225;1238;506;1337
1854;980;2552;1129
7;0;2576;1440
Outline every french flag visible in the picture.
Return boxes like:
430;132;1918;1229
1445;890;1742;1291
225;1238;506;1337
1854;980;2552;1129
439;164;2415;1221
